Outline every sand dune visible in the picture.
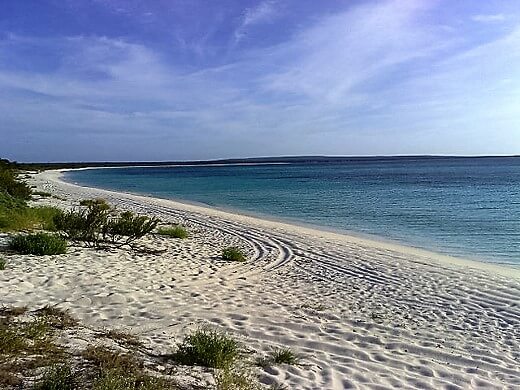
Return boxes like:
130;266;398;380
1;170;519;389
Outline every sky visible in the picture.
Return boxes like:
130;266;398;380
1;0;520;162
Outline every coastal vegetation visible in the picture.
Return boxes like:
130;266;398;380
0;160;62;232
269;348;300;365
0;159;299;389
1;305;298;389
157;225;189;239
10;233;67;256
173;328;240;369
221;246;246;262
54;199;159;248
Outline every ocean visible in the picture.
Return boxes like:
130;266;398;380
64;157;520;266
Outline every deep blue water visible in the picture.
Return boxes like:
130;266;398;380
64;157;520;265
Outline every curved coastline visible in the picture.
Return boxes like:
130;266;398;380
3;168;518;389
57;167;520;279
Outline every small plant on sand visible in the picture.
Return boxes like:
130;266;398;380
173;328;240;369
36;306;78;329
0;257;5;270
157;225;188;239
82;345;141;373
270;348;300;365
33;363;76;390
221;247;246;262
215;366;259;390
102;211;159;247
100;329;143;348
83;345;171;390
10;233;67;255
93;370;170;390
256;348;300;368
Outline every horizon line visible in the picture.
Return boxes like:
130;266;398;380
14;153;520;166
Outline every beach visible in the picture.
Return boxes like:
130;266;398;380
1;169;519;389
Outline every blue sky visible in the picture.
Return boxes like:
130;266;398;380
1;0;519;162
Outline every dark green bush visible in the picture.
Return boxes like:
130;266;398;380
0;257;5;270
173;328;240;369
103;211;159;246
222;247;246;262
157;225;188;239
10;233;67;255
0;169;31;200
53;200;111;245
54;199;158;248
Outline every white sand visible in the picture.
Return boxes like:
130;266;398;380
1;170;519;389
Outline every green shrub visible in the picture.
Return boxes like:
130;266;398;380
0;168;31;200
0;257;5;270
222;247;246;262
33;364;75;390
157;225;188;239
103;211;159;246
173;328;240;369
54;200;111;245
54;200;158;248
10;233;67;255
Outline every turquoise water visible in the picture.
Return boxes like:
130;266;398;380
65;157;520;265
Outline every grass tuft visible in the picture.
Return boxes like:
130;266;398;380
33;363;75;390
37;306;78;329
0;257;5;270
173;328;240;369
270;348;299;365
256;348;300;368
93;370;171;390
10;233;67;255
215;366;259;390
101;329;143;348
0;306;27;317
83;345;172;390
221;247;246;262
82;345;141;373
157;225;188;239
0;199;62;232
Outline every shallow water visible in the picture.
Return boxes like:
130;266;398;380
65;157;520;265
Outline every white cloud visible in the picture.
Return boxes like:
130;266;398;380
234;1;279;43
262;0;443;103
1;0;520;160
472;14;506;23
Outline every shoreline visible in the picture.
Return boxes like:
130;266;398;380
57;168;520;279
2;169;518;389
